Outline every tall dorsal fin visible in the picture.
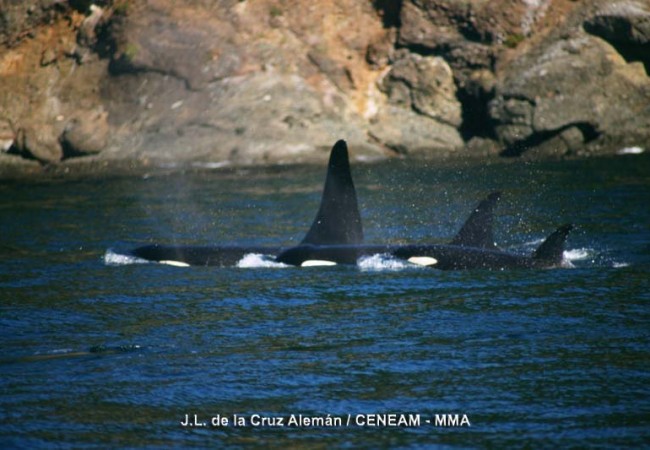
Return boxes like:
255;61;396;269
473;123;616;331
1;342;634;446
450;191;502;249
301;140;363;245
533;224;574;263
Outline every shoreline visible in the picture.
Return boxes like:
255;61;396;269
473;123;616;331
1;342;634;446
1;143;646;183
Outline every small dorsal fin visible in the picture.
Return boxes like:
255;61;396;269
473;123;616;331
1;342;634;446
532;224;574;263
450;191;501;249
300;140;364;245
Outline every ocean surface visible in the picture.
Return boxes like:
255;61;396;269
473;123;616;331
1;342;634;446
1;153;649;449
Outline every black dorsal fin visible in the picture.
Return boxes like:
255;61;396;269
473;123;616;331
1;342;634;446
300;140;363;245
450;191;502;249
532;224;574;263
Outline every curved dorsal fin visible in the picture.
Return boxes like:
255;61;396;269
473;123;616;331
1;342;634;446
301;140;363;245
450;191;501;249
533;224;574;263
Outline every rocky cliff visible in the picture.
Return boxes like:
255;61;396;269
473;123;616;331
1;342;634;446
1;0;648;176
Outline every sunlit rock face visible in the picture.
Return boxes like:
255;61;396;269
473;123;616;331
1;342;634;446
1;0;649;174
489;0;650;157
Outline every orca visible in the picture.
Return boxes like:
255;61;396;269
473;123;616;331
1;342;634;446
392;224;574;270
274;190;506;266
274;196;574;271
274;230;574;270
129;140;361;266
129;139;574;270
130;244;282;267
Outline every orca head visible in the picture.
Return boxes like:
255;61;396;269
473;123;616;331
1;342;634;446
300;140;363;246
450;191;502;249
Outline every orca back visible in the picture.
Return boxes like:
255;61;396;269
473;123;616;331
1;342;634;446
300;140;363;246
450;191;501;249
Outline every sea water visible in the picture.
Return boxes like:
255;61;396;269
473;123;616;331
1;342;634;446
1;154;648;448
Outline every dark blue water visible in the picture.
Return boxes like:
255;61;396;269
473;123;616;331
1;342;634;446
1;154;649;448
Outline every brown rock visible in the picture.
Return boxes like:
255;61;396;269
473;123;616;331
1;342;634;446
0;0;62;47
584;1;650;73
16;124;63;164
108;2;241;91
584;1;650;45
398;0;535;50
369;106;463;156
61;108;109;157
380;53;462;127
6;0;649;174
490;33;650;155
